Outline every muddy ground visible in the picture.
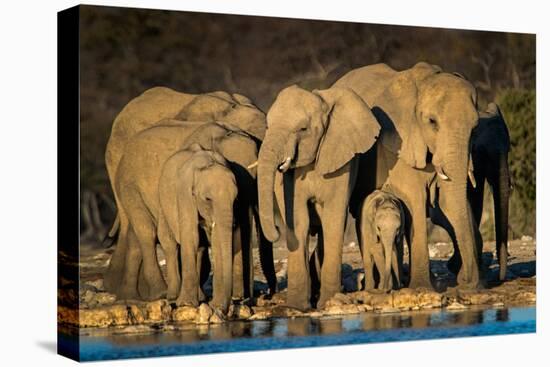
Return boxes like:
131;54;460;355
58;238;536;331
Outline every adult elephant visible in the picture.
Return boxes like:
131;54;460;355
103;89;269;296
257;85;380;310
334;62;482;289
104;87;265;241
107;121;276;303
465;102;511;281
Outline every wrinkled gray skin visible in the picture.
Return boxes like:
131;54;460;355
157;146;237;311
257;85;380;310
447;103;511;281
104;87;265;240
360;190;405;291
335;62;482;289
107;121;276;307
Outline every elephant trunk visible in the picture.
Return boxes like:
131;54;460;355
493;153;511;281
439;133;481;288
380;231;396;291
257;130;296;242
211;207;234;313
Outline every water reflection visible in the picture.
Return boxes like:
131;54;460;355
102;306;514;349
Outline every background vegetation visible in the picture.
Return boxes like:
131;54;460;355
78;5;536;243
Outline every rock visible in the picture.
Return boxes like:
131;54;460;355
195;303;213;324
446;302;467;310
145;300;171;322
110;305;130;326
417;290;444;309
458;290;498;305
510;291;536;304
368;293;393;310
308;311;324;318
85;279;104;291
271;305;304;318
357;304;374;312
79;308;113;328
326;292;353;307
492;302;505;308
229;304;253;319
209;309;226;324
80;289;96;304
94;292;116;306
392;289;418;310
129;305;146;324
323;304;360;316
250;306;273;320
375;307;400;314
172;306;198;322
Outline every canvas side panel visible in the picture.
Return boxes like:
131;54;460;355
57;5;81;362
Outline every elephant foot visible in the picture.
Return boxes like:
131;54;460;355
209;299;230;314
116;287;141;301
408;278;435;291
140;282;167;301
176;295;199;308
286;297;310;312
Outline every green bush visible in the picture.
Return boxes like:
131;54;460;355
497;88;536;237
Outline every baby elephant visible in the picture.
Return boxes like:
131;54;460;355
359;190;405;291
157;144;237;312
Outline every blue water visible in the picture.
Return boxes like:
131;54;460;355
65;306;535;361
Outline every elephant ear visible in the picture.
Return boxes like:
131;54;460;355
176;94;231;121
313;87;380;176
376;71;428;169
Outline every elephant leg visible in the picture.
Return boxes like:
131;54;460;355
359;221;376;291
285;198;311;311
391;248;401;289
232;222;244;300
197;243;210;303
309;230;323;305
124;192;167;300
103;214;130;294
407;196;433;290
371;245;392;290
317;199;347;309
116;226;141;300
255;208;277;296
162;239;180;301
158;215;180;301
177;236;199;307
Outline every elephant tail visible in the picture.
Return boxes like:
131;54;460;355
102;213;120;248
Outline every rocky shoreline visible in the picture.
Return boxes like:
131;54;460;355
58;237;536;332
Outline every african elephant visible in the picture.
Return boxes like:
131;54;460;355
334;62;482;289
103;90;270;296
359;189;405;291
104;87;265;241
157;145;237;311
257;85;380;310
465;102;511;281
108;121;276;304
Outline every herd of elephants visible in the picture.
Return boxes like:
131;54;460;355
101;61;512;313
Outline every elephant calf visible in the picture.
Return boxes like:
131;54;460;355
157;145;237;312
359;189;405;291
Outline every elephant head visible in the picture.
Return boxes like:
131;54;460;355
258;85;380;242
171;145;238;311
363;190;404;291
176;92;266;141
376;63;479;181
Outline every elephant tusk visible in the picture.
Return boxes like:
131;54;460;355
211;221;216;229
247;161;258;169
435;165;450;181
278;156;292;172
468;169;477;188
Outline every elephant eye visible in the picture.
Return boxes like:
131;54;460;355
428;117;439;130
